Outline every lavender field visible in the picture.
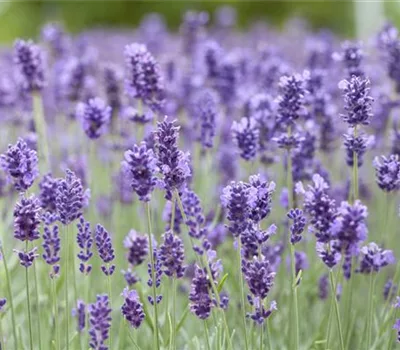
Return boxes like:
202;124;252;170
0;7;399;350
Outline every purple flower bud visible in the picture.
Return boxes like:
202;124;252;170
121;288;145;329
335;41;364;78
248;174;275;223
122;142;158;202
72;300;86;332
88;294;111;349
287;208;306;245
0;298;6;312
231;117;259;161
189;266;213;319
159;231;185;278
344;131;373;167
358;242;395;274
14;247;39;268
39;173;59;213
42;224;61;277
124;43;165;111
14;39;46;91
1;138;39;192
77;216;93;275
14;194;41;242
181;189;205;239
76;97;111;139
122;268;139;287
95;224;115;276
373;155;400;192
316;241;341;268
242;258;275;300
338;75;373;126
247;298;277;325
123;230;148;266
56;169;84;225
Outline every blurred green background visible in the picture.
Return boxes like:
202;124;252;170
0;1;400;43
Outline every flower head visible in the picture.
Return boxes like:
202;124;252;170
88;295;111;350
42;224;61;277
159;231;185;278
121;288;145;329
358;242;395;274
14;194;41;242
373;155;400;192
77;216;93;274
72;300;86;332
231;117;259;161
287;208;306;245
95;224;115;276
123;230;148;266
76;97;111;139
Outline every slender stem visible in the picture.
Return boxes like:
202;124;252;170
33;261;42;350
146;202;160;350
107;271;113;349
172;277;176;350
367;273;376;349
266;320;272;350
32;92;50;173
52;278;61;350
237;239;249;350
203;321;211;350
329;270;344;350
387;309;398;350
325;295;334;349
0;245;18;350
126;322;141;350
26;242;34;350
260;323;264;350
352;126;358;203
286;126;299;350
65;226;70;350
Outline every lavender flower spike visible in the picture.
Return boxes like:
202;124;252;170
77;216;93;274
159;231;185;278
189;266;213;319
72;300;86;332
13;194;41;242
14;39;46;91
95;224;115;276
121;288;145;329
122;142;158;202
42;224;61;278
373;155;400;192
123;230;148;267
358;242;395;273
287;208;306;245
14;247;39;268
231;117;259;161
88;294;111;350
76;97;111;139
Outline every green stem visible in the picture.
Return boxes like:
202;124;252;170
203;321;211;350
32;92;50;173
0;245;18;350
387;309;398;350
352;126;358;202
146;202;160;350
65;226;70;350
329;270;344;350
26;243;34;350
237;240;249;350
52;278;61;350
33;261;42;350
266;320;272;350
107;271;113;349
126;321;141;350
172;277;176;350
260;323;264;350
325;296;334;349
366;273;376;349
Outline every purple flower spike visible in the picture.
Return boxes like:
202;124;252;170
155;118;191;199
287;208;306;245
76;97;111;139
103;63;122;112
344;131;373;168
122;142;158;202
39;174;59;213
1;138;39;192
124;43;165;111
72;300;86;332
14;194;41;242
316;241;341;268
181;189;205;239
42;224;61;277
13;39;46;91
373;155;400;192
14;247;39;268
56;169;84;225
77;217;93;275
338;75;373;127
335;41;364;78
249;174;275;223
358;242;395;274
122;268;139;287
88;294;111;350
123;230;148;266
159;231;185;278
41;23;70;58
189;266;213;320
247;298;277;325
231;117;259;161
242;258;275;300
95;224;115;276
121;288;145;329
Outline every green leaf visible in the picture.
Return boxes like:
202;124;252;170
217;273;229;293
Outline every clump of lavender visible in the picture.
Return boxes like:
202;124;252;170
154;118;191;199
159;231;185;278
123;230;148;266
287;208;306;245
38;174;58;214
42;224;61;278
231;117;259;161
339;76;373;127
243;257;277;324
373;155;400;192
13;194;41;242
88;294;111;350
95;224;115;276
76;97;111;139
358;242;395;273
1;138;39;192
121;288;145;329
122;142;158;202
124;43;165;111
13;39;46;91
76;216;93;274
72;300;86;332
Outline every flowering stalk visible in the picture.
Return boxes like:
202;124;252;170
237;239;249;350
146;202;160;350
64;225;70;350
286;126;299;350
51;277;60;350
107;265;113;349
352;126;359;202
329;269;345;350
366;273;376;349
25;242;34;350
33;261;43;350
32;92;50;173
0;244;18;350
